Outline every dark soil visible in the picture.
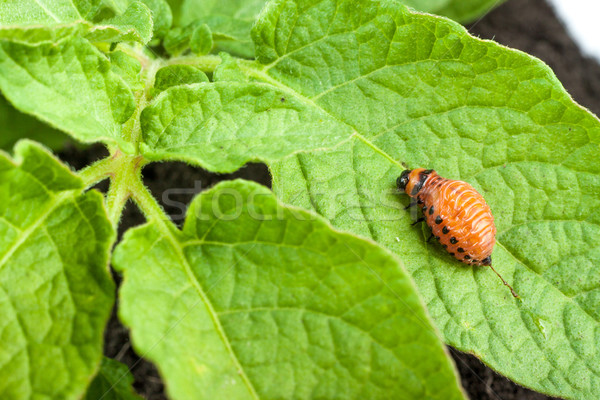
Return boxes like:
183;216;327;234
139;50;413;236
57;0;599;398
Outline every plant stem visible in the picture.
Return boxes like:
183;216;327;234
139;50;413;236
77;149;169;228
122;55;162;148
76;45;175;229
168;54;222;73
78;155;114;188
130;169;174;233
106;178;131;227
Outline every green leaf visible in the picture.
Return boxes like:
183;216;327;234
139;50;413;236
433;0;505;23
0;95;67;150
213;52;249;82
167;0;266;28
196;0;600;398
113;180;466;400
166;0;267;57
86;1;154;45
109;50;144;92
163;24;195;55
139;0;173;39
190;23;214;55
0;0;154;45
85;357;143;400
0;37;136;149
0;1;95;24
0;141;115;399
139;81;352;172
395;0;504;23
164;22;213;56
152;64;209;95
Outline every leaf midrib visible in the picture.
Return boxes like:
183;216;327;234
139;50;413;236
33;0;63;23
0;190;74;272
154;221;260;400
241;63;403;168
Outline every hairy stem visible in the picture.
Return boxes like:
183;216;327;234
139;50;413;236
130;169;174;233
77;46;174;229
78;155;114;188
169;54;222;73
78;149;169;228
106;177;131;227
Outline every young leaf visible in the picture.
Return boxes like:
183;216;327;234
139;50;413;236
242;0;600;398
85;357;143;400
140;82;352;172
0;95;67;150
139;0;173;39
166;0;268;57
110;51;144;92
163;22;212;56
213;52;249;82
152;64;209;95
0;0;154;45
164;24;195;55
0;141;115;399
190;23;214;55
113;180;466;400
86;1;154;44
0;37;136;150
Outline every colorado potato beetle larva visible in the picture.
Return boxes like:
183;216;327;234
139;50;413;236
397;168;518;297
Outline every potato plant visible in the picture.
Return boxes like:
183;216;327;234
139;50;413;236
0;0;598;399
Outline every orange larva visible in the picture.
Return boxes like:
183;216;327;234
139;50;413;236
397;168;518;297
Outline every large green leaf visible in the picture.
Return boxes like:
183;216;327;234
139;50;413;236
0;37;136;149
0;0;154;45
0;141;115;399
140;81;351;172
146;0;600;398
0;95;67;151
85;357;143;400
256;1;600;398
113;180;466;400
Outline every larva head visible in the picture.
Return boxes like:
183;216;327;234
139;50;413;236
396;168;433;197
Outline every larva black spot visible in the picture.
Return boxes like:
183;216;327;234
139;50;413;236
443;244;448;248
464;255;471;260
435;216;442;224
422;206;427;213
429;206;434;215
449;252;455;256
450;237;458;244
457;247;465;253
442;226;449;234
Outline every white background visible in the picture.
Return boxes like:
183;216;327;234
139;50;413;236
547;0;600;62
